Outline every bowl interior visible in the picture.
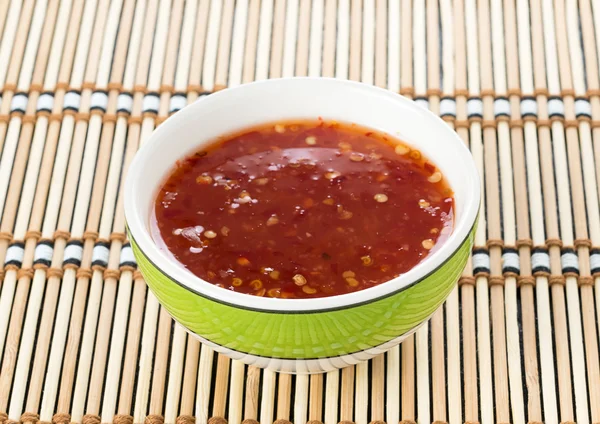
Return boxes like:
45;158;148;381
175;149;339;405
125;77;479;312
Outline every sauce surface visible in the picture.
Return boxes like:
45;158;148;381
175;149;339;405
153;120;454;298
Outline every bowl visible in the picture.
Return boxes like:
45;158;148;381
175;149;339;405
124;77;480;373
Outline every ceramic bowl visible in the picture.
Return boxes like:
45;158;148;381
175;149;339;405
125;77;480;373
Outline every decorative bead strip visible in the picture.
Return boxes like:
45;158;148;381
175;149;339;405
574;97;592;119
493;97;510;118
472;248;490;275
502;247;520;275
169;93;187;114
91;240;110;269
547;96;565;118
531;247;551;275
5;242;25;267
37;92;54;113
63;90;81;112
142;92;160;114
561;248;579;274
90;90;109;112
439;97;456;118
62;240;83;267
590;248;600;276
120;242;136;268
33;240;54;268
520;96;537;118
10;92;28;114
467;97;483;119
117;92;133;114
414;96;429;110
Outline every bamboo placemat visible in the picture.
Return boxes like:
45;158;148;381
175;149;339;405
0;1;599;424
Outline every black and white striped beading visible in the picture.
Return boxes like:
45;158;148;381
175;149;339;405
34;240;54;267
5;242;25;267
575;98;592;119
502;247;520;274
142;92;160;114
37;92;54;113
494;97;510;118
63;240;83;267
548;97;565;118
590;248;600;274
11;92;28;114
117;93;133;114
92;241;110;268
63;91;81;112
467;97;483;119
120;243;137;268
472;248;490;275
520;97;537;118
561;248;579;274
531;247;550;274
90;90;109;112
169;93;187;114
440;97;456;118
414;97;429;110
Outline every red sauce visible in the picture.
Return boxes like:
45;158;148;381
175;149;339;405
153;120;454;299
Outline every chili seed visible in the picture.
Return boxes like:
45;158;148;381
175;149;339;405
345;277;360;287
342;270;355;278
361;255;373;266
196;175;213;185
255;288;266;297
422;239;435;250
267;288;281;298
419;199;430;208
305;136;317;145
322;198;335;205
395;144;410;155
338;210;353;220
325;171;341;180
410;150;422;160
254;177;269;185
204;230;217;239
293;274;307;286
266;215;279;226
237;257;251;266
232;278;243;287
374;193;388;203
274;124;286;133
430;228;439;234
428;171;442;183
250;279;263;290
269;270;280;280
350;153;364;162
221;226;230;236
302;285;317;294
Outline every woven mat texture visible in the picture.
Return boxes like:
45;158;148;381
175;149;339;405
0;1;599;424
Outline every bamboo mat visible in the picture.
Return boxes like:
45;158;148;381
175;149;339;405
0;1;599;424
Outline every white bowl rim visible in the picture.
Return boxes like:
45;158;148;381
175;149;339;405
125;77;480;313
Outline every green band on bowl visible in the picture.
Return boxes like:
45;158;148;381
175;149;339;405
130;225;474;360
